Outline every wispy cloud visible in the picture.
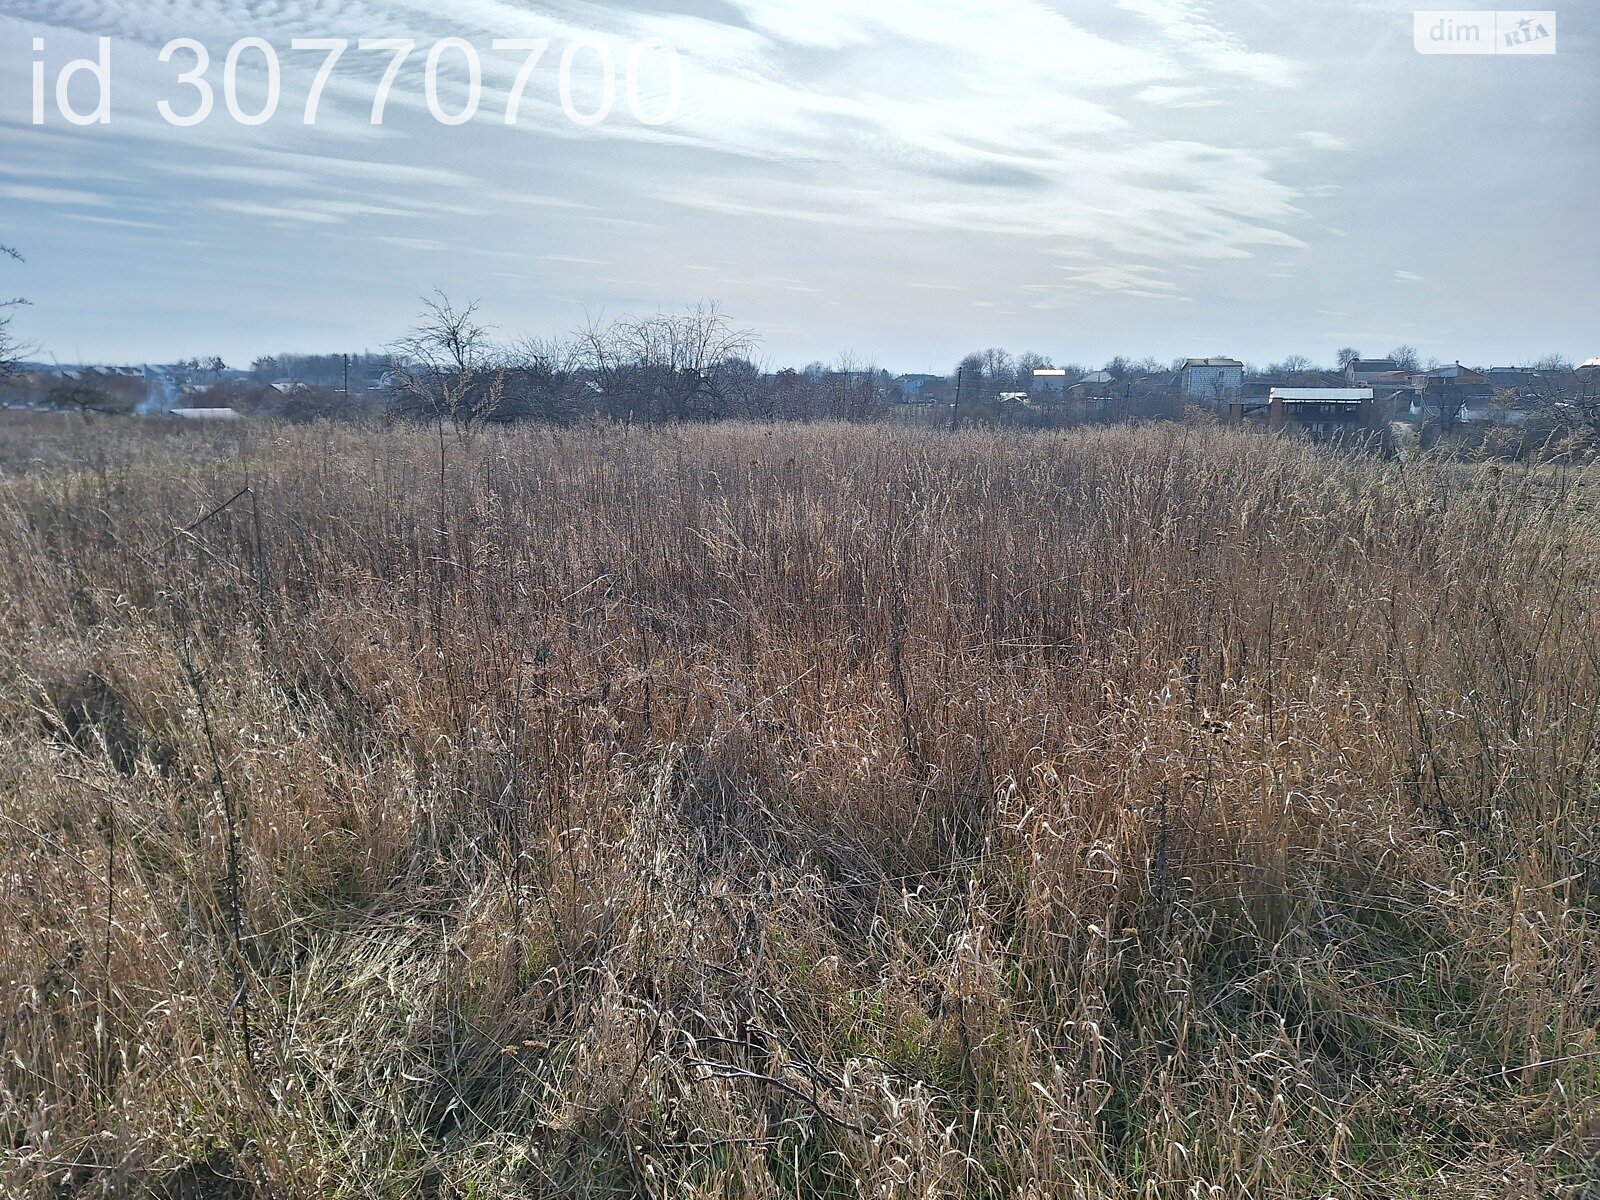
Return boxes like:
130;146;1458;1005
208;199;342;224
1299;132;1350;151
4;0;1319;301
32;0;1591;370
0;183;111;206
1110;0;1297;86
1137;85;1222;108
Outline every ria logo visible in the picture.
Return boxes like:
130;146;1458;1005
1501;13;1554;48
1414;10;1558;54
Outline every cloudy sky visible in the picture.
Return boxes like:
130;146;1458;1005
0;0;1594;371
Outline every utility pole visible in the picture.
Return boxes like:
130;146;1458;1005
342;353;350;403
950;367;964;433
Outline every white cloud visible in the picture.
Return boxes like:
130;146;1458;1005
0;183;110;206
1299;132;1351;151
207;199;341;224
1137;85;1222;108
1110;0;1297;86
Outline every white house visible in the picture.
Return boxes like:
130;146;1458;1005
1030;368;1070;401
1179;358;1244;402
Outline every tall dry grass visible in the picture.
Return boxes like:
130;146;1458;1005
0;417;1597;1198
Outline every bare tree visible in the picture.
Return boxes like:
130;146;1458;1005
1388;345;1422;373
1268;354;1314;374
819;352;887;421
1530;353;1576;373
498;335;592;425
1;245;31;382
172;355;229;387
1337;347;1362;371
580;302;756;423
1528;363;1599;450
389;292;505;430
46;378;139;418
954;349;1027;403
980;348;1019;389
767;366;814;421
714;354;771;420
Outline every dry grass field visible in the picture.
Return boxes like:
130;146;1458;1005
1;417;1598;1198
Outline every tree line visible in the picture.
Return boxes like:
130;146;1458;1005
2;262;1593;448
387;293;891;429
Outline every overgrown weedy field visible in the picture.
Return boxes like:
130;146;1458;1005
2;418;1598;1198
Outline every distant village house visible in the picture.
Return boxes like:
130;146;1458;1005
1179;358;1244;403
1029;368;1071;402
1230;387;1378;439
